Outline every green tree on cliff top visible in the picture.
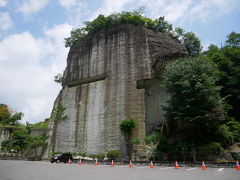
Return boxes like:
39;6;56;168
64;9;202;56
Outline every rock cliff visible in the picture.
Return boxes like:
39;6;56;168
44;24;187;157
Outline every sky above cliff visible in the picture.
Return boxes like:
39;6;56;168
0;0;239;124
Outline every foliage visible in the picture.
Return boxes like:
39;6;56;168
88;154;105;160
168;141;192;157
64;9;201;56
144;132;161;145
1;128;47;157
119;119;136;137
163;56;224;143
119;119;136;159
183;32;202;56
29;121;49;129
216;124;234;146
0;104;24;126
205;32;240;123
1;139;13;152
28;134;47;156
130;137;140;145
0;104;11;123
173;28;202;56
51;103;68;122
28;135;47;149
196;142;222;160
78;152;86;157
225;31;240;48
10;129;29;154
216;118;240;146
225;119;240;141
54;73;64;86
107;150;120;160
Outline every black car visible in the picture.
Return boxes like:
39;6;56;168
50;153;73;163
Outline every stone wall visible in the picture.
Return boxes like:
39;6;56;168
0;127;47;158
44;24;187;158
0;127;12;149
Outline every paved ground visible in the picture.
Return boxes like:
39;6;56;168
0;160;239;180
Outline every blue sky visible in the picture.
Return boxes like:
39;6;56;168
0;0;239;124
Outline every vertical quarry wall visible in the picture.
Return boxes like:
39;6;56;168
44;25;187;157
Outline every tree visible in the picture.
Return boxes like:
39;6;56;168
1;139;13;152
182;32;202;56
119;119;136;159
63;9;202;50
172;27;202;56
163;56;224;144
64;28;87;48
206;32;240;122
28;135;47;157
9;112;24;125
152;16;173;33
0;104;11;124
0;104;24;125
225;31;240;48
11;129;29;156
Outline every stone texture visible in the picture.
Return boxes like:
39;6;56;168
44;24;187;158
0;127;12;149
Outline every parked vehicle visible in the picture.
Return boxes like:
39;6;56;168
50;153;73;163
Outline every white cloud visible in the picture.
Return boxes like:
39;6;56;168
58;0;86;27
0;0;7;7
0;23;72;124
59;0;77;9
162;0;192;22
139;0;240;24
187;0;240;23
18;0;49;16
0;12;13;30
90;0;134;20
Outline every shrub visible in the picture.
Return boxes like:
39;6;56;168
196;142;222;161
78;152;86;157
107;150;120;160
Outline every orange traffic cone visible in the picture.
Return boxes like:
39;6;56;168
201;161;207;170
129;160;133;167
78;159;82;165
67;158;71;164
149;161;155;168
95;159;99;166
175;161;179;169
236;161;240;170
111;160;115;167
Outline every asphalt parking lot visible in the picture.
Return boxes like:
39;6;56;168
0;160;239;180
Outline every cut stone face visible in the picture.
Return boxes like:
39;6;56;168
44;24;187;157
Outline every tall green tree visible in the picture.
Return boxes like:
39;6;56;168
206;32;240;122
163;56;224;144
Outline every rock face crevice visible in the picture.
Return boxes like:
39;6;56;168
44;24;187;157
